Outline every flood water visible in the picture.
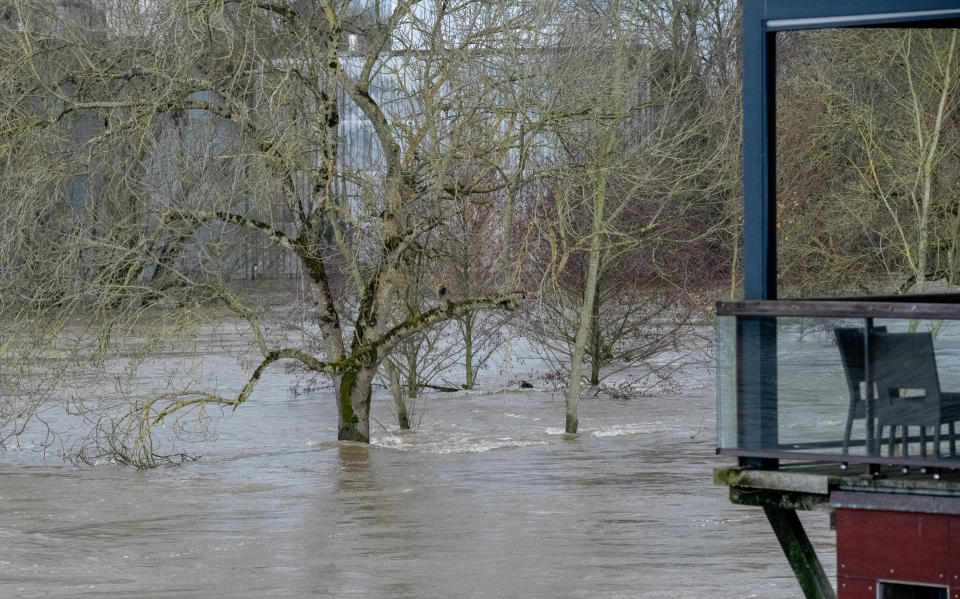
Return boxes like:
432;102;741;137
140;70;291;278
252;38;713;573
0;334;835;598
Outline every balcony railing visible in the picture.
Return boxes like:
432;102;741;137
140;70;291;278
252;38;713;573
716;295;960;470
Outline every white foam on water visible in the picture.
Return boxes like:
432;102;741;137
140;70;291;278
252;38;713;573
372;432;546;454
590;422;666;437
371;434;406;448
433;437;546;454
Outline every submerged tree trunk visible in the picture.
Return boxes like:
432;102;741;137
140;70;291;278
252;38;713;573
565;185;606;434
337;366;377;442
462;312;476;390
386;359;411;430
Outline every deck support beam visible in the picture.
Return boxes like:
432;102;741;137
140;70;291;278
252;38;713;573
722;480;834;599
763;506;836;599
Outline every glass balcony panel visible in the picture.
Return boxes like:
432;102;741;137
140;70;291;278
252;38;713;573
717;308;960;468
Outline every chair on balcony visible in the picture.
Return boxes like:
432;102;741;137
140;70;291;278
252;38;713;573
835;326;885;454
872;332;960;459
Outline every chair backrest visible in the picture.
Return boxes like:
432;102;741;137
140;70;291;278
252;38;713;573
872;331;941;425
835;326;887;402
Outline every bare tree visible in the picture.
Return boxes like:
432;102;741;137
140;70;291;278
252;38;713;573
529;0;732;432
853;30;960;294
0;0;542;464
773;27;960;297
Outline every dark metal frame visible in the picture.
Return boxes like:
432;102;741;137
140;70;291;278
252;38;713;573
718;449;958;471
734;9;960;593
738;0;960;471
717;297;960;320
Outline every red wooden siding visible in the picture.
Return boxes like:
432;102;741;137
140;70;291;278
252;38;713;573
836;508;954;599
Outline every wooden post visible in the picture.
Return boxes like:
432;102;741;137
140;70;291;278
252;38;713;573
763;506;836;599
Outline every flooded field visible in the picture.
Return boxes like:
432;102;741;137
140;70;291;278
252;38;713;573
0;332;835;598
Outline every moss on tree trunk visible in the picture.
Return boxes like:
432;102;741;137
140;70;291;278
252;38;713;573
337;366;375;442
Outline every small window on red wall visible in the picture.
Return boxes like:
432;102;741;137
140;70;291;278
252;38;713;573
880;582;947;599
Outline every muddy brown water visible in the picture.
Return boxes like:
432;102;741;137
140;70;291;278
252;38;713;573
0;343;834;598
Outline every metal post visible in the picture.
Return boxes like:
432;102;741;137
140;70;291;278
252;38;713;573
863;318;876;457
737;315;779;468
739;1;779;469
742;3;777;302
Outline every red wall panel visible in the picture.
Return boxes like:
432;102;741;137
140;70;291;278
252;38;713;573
950;517;960;597
837;576;878;599
836;508;950;586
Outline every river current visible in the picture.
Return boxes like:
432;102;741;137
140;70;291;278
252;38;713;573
0;332;834;598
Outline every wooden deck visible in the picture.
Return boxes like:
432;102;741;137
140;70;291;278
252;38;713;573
716;463;960;511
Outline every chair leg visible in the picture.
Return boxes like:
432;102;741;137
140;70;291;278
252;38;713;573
950;422;957;457
843;401;856;456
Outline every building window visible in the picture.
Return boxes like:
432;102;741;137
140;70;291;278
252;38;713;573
880;582;947;599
